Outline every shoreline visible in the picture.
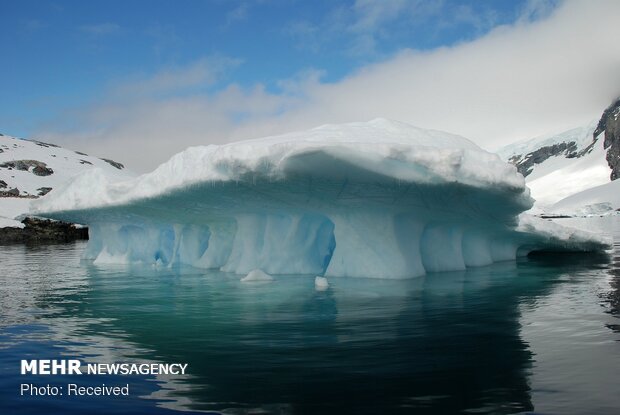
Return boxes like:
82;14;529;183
0;217;88;244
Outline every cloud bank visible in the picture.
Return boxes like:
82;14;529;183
40;1;620;172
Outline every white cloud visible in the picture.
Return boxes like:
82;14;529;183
40;0;620;172
349;0;410;33
110;56;242;98
276;68;326;95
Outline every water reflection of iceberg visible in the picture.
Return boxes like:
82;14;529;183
0;243;201;414
71;262;549;413
3;242;611;414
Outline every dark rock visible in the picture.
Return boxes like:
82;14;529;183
0;180;6;189
0;187;37;198
596;97;620;180
33;140;60;148
75;151;88;156
79;159;93;165
0;159;53;176
0;217;88;244
509;141;578;177
32;164;54;176
507;99;620;178
1;188;20;197
575;140;597;157
100;158;124;170
593;97;620;138
37;187;53;196
0;160;25;170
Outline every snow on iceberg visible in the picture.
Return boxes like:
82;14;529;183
31;119;610;278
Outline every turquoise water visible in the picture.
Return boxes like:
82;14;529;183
1;217;620;414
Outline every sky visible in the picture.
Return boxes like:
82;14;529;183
1;0;620;172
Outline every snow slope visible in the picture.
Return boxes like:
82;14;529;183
33;119;609;278
498;120;611;208
551;179;620;216
0;133;132;227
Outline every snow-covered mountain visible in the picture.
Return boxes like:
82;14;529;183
0;133;133;228
551;179;620;216
498;98;620;214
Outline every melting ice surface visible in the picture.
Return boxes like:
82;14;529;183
32;119;609;278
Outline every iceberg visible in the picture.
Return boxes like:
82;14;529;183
32;119;610;278
315;276;329;291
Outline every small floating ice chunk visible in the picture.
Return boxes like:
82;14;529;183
315;276;329;291
241;269;274;282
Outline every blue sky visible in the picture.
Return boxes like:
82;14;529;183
1;0;619;171
0;0;533;136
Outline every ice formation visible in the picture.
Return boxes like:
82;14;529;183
315;276;329;291
32;119;610;278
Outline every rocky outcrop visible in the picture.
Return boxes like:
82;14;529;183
0;188;21;197
32;140;60;148
509;141;578;177
37;187;52;196
0;217;88;244
0;159;54;176
100;158;124;170
507;98;620;180
595;98;620;180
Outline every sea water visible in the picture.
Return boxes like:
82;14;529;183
1;217;619;414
